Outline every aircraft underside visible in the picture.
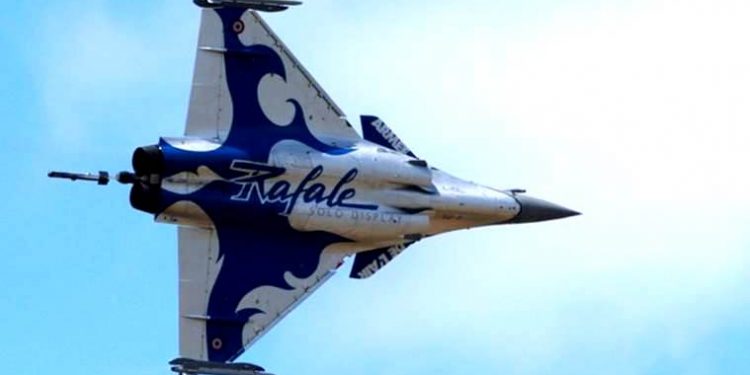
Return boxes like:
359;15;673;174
48;1;578;373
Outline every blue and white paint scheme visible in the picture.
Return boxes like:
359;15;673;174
50;4;579;368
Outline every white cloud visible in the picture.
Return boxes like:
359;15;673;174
258;0;750;373
493;0;750;202
34;1;197;150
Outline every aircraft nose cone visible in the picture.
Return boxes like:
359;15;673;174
510;194;580;223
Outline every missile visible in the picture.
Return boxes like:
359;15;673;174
169;358;272;375
193;0;302;12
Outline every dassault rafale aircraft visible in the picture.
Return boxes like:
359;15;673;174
50;1;578;374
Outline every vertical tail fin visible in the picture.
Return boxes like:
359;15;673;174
349;242;415;279
360;116;416;158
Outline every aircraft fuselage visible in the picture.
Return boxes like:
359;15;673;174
128;136;569;252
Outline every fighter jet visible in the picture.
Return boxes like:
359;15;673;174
50;2;578;373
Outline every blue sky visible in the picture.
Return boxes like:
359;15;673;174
2;0;749;374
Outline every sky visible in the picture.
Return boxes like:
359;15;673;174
2;0;749;374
